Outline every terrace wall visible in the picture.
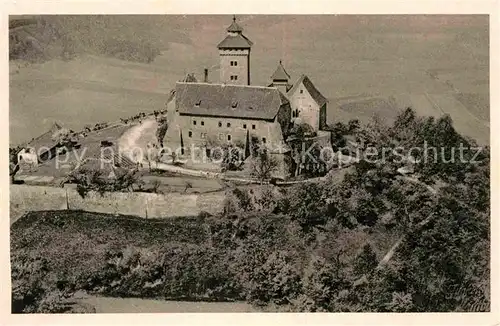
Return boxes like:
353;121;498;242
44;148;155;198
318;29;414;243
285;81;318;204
10;185;225;223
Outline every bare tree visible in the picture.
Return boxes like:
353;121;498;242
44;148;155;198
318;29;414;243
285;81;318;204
250;151;278;184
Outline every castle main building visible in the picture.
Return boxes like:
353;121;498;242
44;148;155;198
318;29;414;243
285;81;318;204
164;16;328;177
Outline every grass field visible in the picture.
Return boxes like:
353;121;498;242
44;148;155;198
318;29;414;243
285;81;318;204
10;15;489;145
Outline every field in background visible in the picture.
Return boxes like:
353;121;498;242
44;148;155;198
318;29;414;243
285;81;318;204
10;15;489;145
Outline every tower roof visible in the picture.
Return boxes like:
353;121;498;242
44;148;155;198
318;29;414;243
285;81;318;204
217;16;253;49
227;15;243;32
217;34;253;49
271;60;290;81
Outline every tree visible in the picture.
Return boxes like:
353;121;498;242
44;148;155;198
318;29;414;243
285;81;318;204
9;146;22;183
68;166;139;198
51;127;71;146
221;145;243;172
353;244;378;276
156;117;168;147
250;150;278;184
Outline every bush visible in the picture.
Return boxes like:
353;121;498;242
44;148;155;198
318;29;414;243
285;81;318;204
235;250;301;305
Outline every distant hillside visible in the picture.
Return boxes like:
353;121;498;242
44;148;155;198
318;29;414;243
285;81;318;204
8;16;176;64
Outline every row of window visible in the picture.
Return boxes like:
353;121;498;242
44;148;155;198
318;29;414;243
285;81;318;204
230;75;238;81
292;109;300;118
230;61;238;66
192;119;256;130
187;131;266;144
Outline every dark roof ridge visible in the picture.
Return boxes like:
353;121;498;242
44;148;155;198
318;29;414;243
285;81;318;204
287;74;328;107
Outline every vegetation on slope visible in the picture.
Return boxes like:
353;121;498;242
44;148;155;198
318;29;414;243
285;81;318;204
11;108;489;312
9;16;162;64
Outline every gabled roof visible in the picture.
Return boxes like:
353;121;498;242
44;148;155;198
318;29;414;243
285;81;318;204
287;75;328;107
175;82;288;120
217;33;253;49
271;61;290;81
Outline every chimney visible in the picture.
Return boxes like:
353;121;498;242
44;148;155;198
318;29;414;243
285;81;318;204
204;68;209;83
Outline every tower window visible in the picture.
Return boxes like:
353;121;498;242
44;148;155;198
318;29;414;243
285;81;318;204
230;60;238;66
230;75;238;81
252;124;256;130
300;89;304;94
218;121;222;127
227;135;232;141
193;120;197;125
227;122;231;127
262;137;266;144
201;121;205;126
243;124;247;129
188;131;192;138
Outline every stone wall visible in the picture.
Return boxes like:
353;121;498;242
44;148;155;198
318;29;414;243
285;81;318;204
10;184;225;224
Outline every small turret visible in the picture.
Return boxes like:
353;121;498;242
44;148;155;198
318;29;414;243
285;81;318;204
270;60;291;93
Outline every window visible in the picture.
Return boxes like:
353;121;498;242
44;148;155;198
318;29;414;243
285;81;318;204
243;124;247;129
227;122;231;127
262;137;266;144
230;75;238;81
201;121;204;126
188;131;192;138
218;121;222;127
193;120;197;125
231;101;238;108
230;60;238;66
252;124;256;130
300;89;304;94
227;135;232;141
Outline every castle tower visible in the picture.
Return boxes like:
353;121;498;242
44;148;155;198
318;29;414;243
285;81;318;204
217;15;253;85
270;60;291;94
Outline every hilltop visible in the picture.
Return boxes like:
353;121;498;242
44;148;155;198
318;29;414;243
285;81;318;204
9;15;489;145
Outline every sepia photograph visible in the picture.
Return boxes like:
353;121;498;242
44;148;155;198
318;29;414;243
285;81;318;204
7;11;492;315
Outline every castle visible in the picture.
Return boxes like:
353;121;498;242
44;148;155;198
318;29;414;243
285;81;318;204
164;16;329;178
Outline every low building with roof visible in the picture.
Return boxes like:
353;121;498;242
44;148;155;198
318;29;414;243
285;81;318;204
164;82;291;154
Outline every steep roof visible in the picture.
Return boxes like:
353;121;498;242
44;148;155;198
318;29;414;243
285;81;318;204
287;75;328;107
227;20;243;33
175;82;288;120
271;61;290;81
217;33;253;49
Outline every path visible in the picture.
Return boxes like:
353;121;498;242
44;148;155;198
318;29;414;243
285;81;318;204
118;118;158;163
75;296;259;313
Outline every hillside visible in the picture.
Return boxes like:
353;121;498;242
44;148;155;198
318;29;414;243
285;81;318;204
9;15;489;145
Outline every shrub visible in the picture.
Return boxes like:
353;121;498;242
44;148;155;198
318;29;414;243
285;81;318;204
235;249;301;305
